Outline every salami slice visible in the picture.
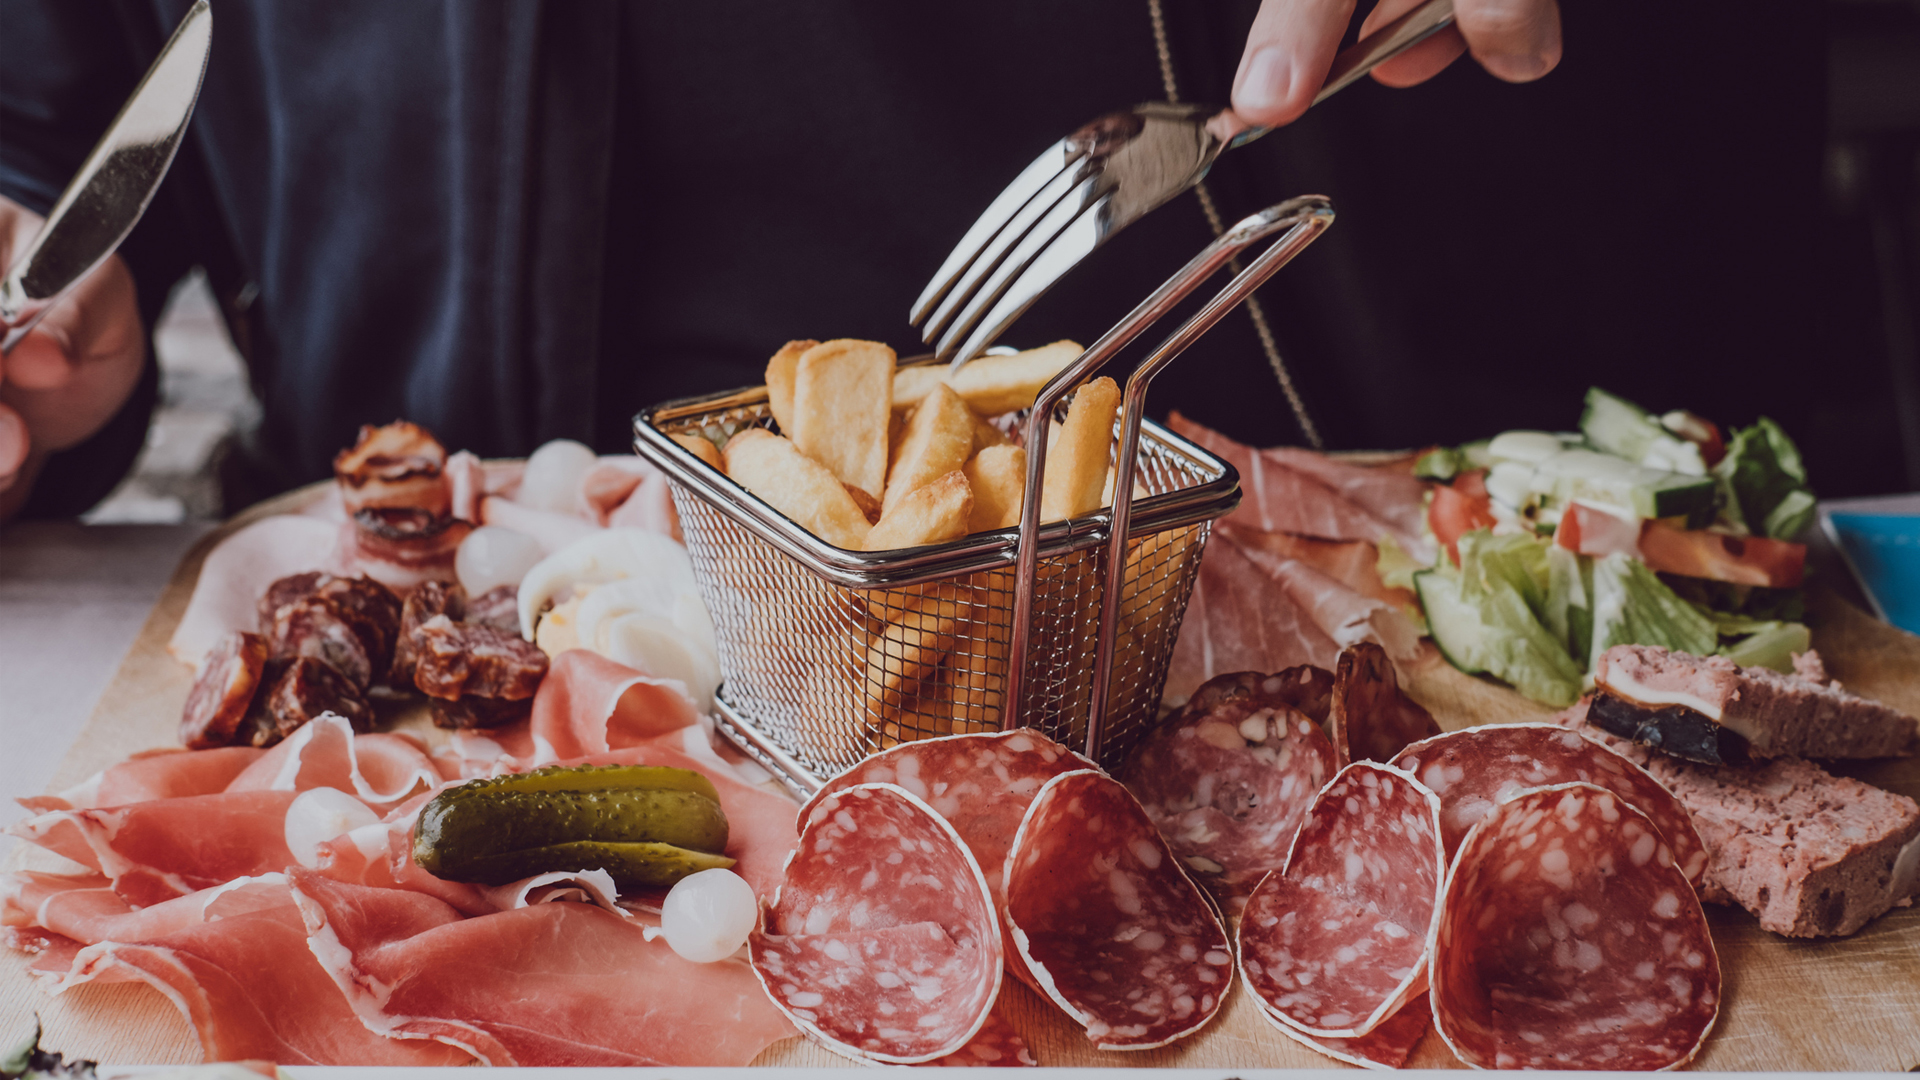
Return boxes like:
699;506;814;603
1392;722;1709;888
1430;782;1721;1070
1003;770;1231;1050
926;1005;1037;1067
1238;761;1444;1038
1263;992;1432;1071
179;630;270;749
1121;669;1338;902
1330;642;1441;768
803;729;1090;980
749;783;1001;1064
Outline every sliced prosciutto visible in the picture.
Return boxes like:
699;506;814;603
750;783;1001;1064
1238;762;1444;1039
1391;722;1710;887
1430;783;1721;1070
1003;770;1231;1050
224;713;439;810
290;868;794;1065
1121;669;1337;902
20;745;264;812
8;790;298;907
1263;992;1433;1070
169;515;346;667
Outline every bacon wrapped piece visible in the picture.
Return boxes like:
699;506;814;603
334;420;453;520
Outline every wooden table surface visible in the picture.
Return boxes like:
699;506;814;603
4;493;1918;1070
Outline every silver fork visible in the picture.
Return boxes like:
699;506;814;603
910;0;1454;367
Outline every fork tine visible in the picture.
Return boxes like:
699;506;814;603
909;139;1084;328
919;161;1087;347
934;183;1112;364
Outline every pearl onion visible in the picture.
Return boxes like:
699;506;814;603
660;868;758;963
284;787;381;869
457;526;544;596
518;439;600;514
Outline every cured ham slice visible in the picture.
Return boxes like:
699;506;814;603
51;885;473;1066
1392;722;1709;887
480;494;600;555
1122;669;1338;903
1263;992;1433;1070
1228;528;1416;608
20;746;264;812
525;649;703;761
293;869;794;1066
8;790;298;907
170;516;346;667
5;872;288;956
224;714;439;810
1329;642;1441;768
750;783;1001;1064
1232;533;1420;664
1430;783;1721;1070
1239;762;1444;1039
1168;414;1433;561
1004;770;1230;1050
801;729;1090;980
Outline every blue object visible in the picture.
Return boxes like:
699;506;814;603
1828;513;1920;634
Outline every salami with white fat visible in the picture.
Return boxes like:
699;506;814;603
1121;669;1338;902
804;728;1090;984
1430;782;1720;1070
1003;769;1231;1050
1392;722;1710;888
1263;992;1433;1071
1238;761;1444;1039
749;783;1001;1064
926;1004;1037;1067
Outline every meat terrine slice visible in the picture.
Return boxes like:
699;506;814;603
1591;645;1920;764
1561;700;1920;938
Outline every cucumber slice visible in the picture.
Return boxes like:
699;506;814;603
1580;387;1666;462
1416;567;1583;706
1534;449;1716;525
1415;570;1492;676
1485;430;1569;466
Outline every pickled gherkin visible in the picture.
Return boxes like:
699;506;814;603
412;764;735;888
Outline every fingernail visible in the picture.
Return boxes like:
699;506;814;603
0;409;26;476
1235;46;1293;115
1482;51;1551;82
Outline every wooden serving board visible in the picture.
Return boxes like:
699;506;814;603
5;490;1918;1070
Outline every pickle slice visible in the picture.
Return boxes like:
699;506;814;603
436;763;720;802
415;787;729;876
435;840;737;889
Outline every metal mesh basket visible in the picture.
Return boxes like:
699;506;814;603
634;382;1233;791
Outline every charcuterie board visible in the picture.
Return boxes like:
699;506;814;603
4;485;1918;1070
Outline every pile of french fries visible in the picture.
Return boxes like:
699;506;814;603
669;338;1123;552
668;337;1179;744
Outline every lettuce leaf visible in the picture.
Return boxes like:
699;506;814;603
1416;567;1584;707
1588;552;1720;667
1543;545;1593;663
1457;530;1550;621
1717;621;1811;672
1715;417;1816;540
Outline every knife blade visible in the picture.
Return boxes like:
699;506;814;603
0;0;212;355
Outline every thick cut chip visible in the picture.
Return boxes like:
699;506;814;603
1040;377;1119;523
894;341;1083;416
722;428;872;549
749;783;1002;1064
1238;762;1444;1039
668;432;723;471
1004;769;1231;1050
791;339;895;499
964;445;1026;533
886;384;976;515
864;584;967;718
1430;782;1721;1070
970;412;1010;452
864;471;972;552
764;339;816;436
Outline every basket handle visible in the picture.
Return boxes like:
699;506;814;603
1003;196;1336;758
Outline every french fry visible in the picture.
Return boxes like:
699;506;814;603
963;444;1025;533
891;340;1083;416
844;483;883;525
791;339;895;500
970;412;1009;452
885;384;975;515
862;583;966;724
863;470;972;551
1040;376;1119;522
668;432;724;471
722;428;872;549
764;339;816;435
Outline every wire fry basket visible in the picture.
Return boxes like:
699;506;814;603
633;196;1334;793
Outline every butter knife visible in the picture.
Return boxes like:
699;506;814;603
0;0;212;355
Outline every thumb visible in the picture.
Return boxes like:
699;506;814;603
0;402;28;482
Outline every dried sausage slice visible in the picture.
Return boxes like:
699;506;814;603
1392;722;1709;888
312;574;403;672
179;631;270;749
1329;642;1441;768
258;571;326;634
1121;669;1338;902
1430;782;1721;1070
465;584;521;635
261;657;374;745
1238;761;1444;1038
270;596;375;690
1004;770;1231;1050
749;783;1001;1064
1263;992;1432;1070
411;615;548;702
391;579;466;685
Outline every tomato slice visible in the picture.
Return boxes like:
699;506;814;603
1555;501;1643;558
1429;472;1496;566
1637;520;1805;587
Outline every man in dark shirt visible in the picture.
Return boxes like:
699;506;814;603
4;1;1815;524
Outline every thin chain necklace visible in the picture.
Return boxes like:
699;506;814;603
1147;0;1325;449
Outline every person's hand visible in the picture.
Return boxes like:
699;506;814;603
0;193;146;521
1232;0;1563;129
